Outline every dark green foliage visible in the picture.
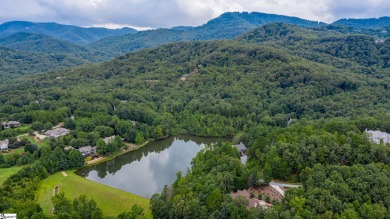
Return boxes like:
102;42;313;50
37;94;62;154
52;193;103;219
0;47;90;83
24;143;38;154
117;205;145;219
332;17;390;30
0;163;48;218
281;163;390;218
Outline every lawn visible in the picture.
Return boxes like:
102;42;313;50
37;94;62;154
36;171;151;218
19;135;49;147
0;165;23;185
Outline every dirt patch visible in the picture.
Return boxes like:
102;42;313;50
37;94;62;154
248;186;283;202
61;171;67;177
86;157;104;165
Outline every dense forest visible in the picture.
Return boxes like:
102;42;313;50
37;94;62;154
0;14;389;218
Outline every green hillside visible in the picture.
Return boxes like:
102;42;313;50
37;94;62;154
0;46;91;83
89;11;325;56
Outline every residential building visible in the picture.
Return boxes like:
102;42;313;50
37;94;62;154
366;129;390;144
104;136;115;145
78;146;97;157
44;128;71;138
1;121;21;129
0;139;9;151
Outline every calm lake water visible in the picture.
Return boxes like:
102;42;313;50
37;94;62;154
76;135;230;198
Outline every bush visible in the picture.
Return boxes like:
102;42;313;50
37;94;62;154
258;193;263;200
265;195;271;203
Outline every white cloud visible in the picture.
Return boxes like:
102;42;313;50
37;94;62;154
0;0;388;28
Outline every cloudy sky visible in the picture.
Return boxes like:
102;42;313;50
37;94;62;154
0;0;389;29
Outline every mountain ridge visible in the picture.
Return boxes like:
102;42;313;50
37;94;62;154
0;21;138;44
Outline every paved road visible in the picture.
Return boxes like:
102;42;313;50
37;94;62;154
270;182;301;188
269;182;302;196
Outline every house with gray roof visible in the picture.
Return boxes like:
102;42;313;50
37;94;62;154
44;128;70;139
0;139;9;151
1;121;21;129
78;146;97;157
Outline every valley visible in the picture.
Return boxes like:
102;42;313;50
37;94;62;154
0;10;389;219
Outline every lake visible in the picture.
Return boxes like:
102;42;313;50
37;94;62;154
76;135;230;198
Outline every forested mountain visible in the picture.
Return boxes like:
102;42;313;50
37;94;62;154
0;32;110;61
89;12;325;56
0;46;91;83
238;23;390;69
1;39;389;134
0;21;137;44
332;16;390;29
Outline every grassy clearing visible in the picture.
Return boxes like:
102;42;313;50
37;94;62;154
0;166;23;185
36;171;151;218
19;135;49;147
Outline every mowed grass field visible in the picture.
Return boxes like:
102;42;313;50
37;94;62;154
36;171;151;218
0;165;23;185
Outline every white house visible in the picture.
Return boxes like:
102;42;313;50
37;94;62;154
0;139;9;151
103;136;115;145
366;130;390;144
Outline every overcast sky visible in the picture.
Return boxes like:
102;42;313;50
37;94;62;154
0;0;389;30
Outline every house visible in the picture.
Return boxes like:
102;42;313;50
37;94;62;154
1;121;21;129
231;190;272;209
64;146;75;151
366;130;390;144
180;74;190;81
0;139;9;151
234;142;247;164
44;128;71;138
234;142;247;155
104;136;115;145
78;146;97;157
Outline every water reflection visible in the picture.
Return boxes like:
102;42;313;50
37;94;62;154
76;135;229;198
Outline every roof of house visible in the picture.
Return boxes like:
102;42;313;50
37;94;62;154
2;121;21;125
0;139;9;148
78;146;96;153
103;136;115;144
366;130;390;143
234;142;247;151
44;127;70;136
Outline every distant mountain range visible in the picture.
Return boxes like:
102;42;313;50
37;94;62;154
0;11;388;82
0;21;137;44
89;12;390;56
333;17;390;30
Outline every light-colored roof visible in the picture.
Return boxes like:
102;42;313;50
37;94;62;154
104;136;115;144
44;128;70;137
366;130;390;144
234;142;247;151
78;146;96;153
0;139;9;149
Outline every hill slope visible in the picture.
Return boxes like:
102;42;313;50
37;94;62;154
332;16;390;29
0;46;91;83
0;21;137;44
0;32;110;61
89;12;325;56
